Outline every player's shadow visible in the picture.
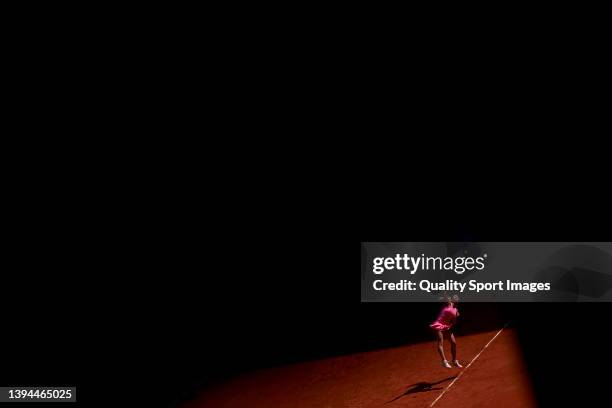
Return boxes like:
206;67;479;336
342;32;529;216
387;376;456;403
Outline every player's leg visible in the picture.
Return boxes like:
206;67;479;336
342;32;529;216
450;333;462;367
436;331;451;367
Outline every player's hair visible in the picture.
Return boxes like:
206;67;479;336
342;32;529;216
439;294;459;303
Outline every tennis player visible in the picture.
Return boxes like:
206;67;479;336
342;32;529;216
430;295;463;368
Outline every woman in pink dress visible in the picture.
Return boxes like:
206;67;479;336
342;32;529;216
430;295;463;368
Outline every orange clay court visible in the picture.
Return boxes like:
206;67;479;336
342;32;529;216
181;326;536;408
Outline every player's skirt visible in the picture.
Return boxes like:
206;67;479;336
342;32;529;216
430;322;453;332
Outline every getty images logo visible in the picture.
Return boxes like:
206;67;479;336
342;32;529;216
372;253;488;275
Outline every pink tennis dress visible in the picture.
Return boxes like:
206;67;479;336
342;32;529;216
430;305;458;332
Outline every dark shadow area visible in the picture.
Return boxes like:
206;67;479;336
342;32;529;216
512;302;611;406
387;376;456;403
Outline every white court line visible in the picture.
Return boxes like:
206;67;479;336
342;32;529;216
429;322;510;407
